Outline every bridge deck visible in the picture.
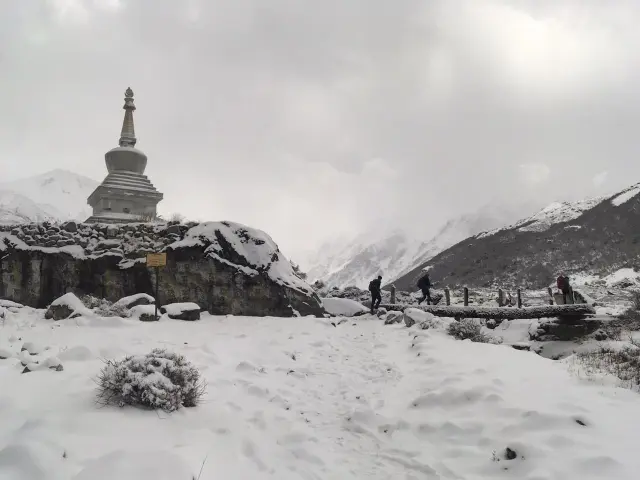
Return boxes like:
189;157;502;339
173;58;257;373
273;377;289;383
377;303;596;320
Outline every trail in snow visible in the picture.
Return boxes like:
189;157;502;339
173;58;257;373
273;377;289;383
1;310;640;479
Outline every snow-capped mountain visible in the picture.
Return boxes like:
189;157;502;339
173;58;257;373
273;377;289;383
0;169;99;224
478;197;605;238
305;203;540;289
392;181;640;290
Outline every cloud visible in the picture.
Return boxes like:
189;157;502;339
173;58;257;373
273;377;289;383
592;171;609;188
1;0;639;260
519;163;551;186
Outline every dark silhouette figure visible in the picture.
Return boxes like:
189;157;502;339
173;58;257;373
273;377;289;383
369;275;382;313
557;273;572;304
417;272;432;305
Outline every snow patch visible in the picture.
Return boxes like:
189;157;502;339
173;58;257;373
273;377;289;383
611;185;640;207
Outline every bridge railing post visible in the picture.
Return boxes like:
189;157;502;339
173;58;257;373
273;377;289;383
390;285;396;305
463;287;469;307
517;288;522;308
498;288;504;307
444;288;450;306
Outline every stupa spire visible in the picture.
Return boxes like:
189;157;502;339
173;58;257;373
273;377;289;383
119;87;137;147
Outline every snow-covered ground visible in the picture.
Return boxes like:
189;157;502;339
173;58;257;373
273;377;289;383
2;307;640;479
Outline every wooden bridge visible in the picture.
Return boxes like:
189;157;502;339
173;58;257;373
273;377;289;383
377;303;596;320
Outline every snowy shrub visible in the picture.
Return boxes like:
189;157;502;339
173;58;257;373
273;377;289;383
96;348;206;412
82;295;129;317
81;294;105;310
578;340;640;391
447;319;501;344
82;295;130;318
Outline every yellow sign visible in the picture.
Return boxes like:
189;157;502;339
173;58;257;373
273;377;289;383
146;253;167;267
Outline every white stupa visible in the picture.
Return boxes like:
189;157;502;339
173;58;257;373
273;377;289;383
85;88;163;223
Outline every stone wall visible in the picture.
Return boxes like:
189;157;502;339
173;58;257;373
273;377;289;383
0;220;323;317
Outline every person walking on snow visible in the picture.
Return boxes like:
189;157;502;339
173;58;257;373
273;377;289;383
417;271;432;305
369;275;382;313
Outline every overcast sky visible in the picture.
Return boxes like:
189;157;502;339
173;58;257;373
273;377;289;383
1;0;639;262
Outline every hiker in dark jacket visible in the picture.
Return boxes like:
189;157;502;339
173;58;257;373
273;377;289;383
417;272;432;305
369;275;382;313
557;272;572;304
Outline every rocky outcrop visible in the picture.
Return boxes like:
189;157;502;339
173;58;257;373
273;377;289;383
0;221;323;317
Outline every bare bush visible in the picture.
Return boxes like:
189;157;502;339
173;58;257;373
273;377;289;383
578;340;640;391
448;319;502;344
607;293;640;338
168;212;186;223
96;348;206;412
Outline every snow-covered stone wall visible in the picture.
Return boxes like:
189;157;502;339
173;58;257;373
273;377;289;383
0;220;323;317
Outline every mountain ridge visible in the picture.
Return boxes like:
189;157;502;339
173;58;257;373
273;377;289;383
391;181;640;291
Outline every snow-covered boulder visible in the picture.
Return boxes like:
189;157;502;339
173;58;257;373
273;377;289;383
403;307;433;327
20;341;43;355
44;293;91;320
161;302;201;321
322;297;369;317
114;293;155;309
130;304;159;322
0;347;12;360
384;311;404;325
0;299;23;308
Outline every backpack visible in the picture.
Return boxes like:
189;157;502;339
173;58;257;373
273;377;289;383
418;275;430;289
368;280;374;292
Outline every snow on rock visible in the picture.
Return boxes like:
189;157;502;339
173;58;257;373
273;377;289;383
384;311;404;324
20;342;43;355
321;297;368;317
45;293;92;320
113;293;155;309
43;356;63;370
403;307;436;327
171;221;312;295
0;348;12;360
161;302;201;321
611;184;640;207
0;299;23;308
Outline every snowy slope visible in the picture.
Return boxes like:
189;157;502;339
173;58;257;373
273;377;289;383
1;308;640;479
305;204;538;289
478;196;605;238
0;169;99;222
0;191;57;224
